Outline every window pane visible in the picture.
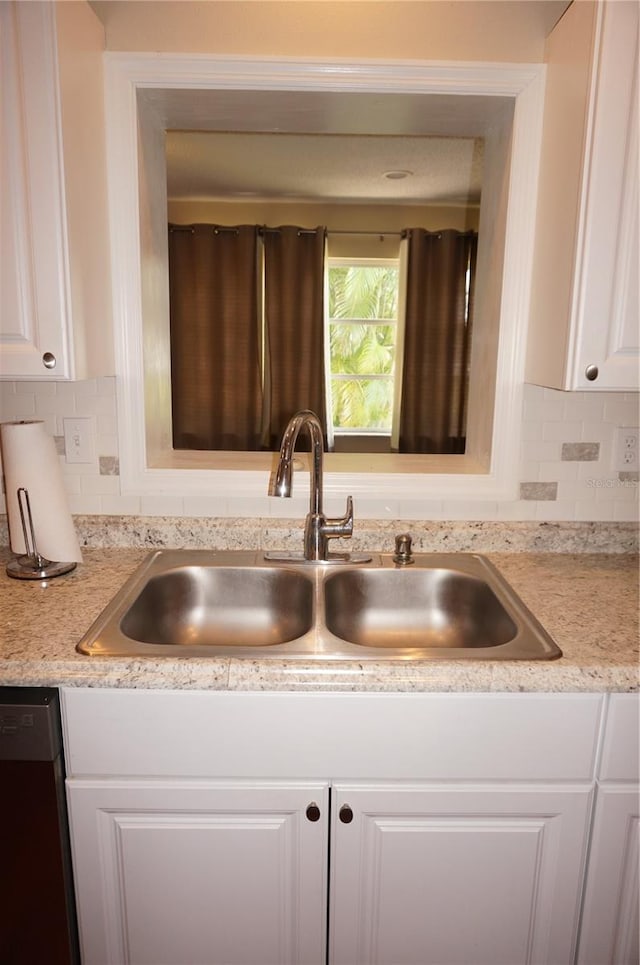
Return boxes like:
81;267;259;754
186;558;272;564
329;266;399;321
329;323;395;376
330;378;394;431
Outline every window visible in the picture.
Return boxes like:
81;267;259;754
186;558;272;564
326;259;403;443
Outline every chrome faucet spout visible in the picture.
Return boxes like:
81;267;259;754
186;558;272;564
269;409;323;511
268;409;369;564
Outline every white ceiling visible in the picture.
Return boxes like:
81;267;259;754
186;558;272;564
166;131;484;205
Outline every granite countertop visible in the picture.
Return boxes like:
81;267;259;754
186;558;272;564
0;548;637;693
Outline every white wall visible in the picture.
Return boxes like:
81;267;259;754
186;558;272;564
89;0;565;63
0;378;637;521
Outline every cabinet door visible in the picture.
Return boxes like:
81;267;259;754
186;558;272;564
526;0;639;390
571;0;639;390
67;779;328;965
330;783;592;965
0;3;72;379
578;785;639;965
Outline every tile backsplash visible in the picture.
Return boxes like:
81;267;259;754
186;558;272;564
0;377;638;522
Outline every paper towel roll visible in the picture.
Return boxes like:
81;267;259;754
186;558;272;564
0;421;82;563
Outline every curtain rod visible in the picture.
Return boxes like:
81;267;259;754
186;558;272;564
168;224;405;237
327;229;405;237
169;225;475;238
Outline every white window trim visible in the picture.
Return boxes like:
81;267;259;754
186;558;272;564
104;54;546;510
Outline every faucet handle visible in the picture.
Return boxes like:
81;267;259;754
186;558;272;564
321;495;354;539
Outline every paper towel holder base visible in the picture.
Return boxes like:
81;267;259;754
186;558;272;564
6;487;77;581
7;555;77;580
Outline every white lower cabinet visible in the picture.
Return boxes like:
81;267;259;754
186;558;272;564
61;689;637;965
330;783;592;965
67;777;592;965
578;694;640;965
68;780;329;965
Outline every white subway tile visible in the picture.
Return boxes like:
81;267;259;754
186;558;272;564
15;380;55;396
396;500;446;520
267;495;309;518
55;382;78;406
81;475;120;496
521;421;543;443
76;394;116;417
100;494;141;515
183;495;230;517
603;399;639;424
577;461;611;481
97;435;119;459
613;501;640;521
232;496;272;519
35;394;77;418
535;500;576;520
497;501;538;520
542;421;582;442
0;382;17;400
595;479;639;500
346;497;399;518
140;494;185;516
574;500;614;521
562;395;603;423
96;376;117;396
68;494;102;514
39;416;57;436
523;440;560;463
523;398;565;423
5;399;36;419
519;461;540;482
71;379;98;396
542;387;568;403
62;476;82;496
228;496;272;516
579;422;608;444
538;461;578;482
555;479;583;502
440;500;499;520
96;414;118;438
60;461;98;476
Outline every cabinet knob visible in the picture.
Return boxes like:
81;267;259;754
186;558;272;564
42;352;56;369
306;802;321;822
339;804;353;824
585;364;599;382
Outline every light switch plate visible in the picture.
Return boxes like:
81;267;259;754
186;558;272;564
63;417;96;464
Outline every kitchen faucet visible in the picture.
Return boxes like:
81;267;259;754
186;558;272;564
267;409;370;563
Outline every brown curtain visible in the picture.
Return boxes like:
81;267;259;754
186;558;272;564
262;226;326;449
168;224;261;450
398;229;477;454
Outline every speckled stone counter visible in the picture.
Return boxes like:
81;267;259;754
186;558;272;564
0;547;637;692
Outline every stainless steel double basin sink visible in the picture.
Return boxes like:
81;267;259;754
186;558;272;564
78;550;562;661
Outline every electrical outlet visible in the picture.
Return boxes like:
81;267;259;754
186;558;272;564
63;417;96;464
613;426;639;472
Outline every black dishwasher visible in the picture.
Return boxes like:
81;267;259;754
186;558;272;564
0;687;79;965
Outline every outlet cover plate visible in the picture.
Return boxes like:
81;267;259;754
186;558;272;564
613;426;639;472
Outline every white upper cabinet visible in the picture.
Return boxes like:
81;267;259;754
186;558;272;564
527;0;639;391
0;1;113;380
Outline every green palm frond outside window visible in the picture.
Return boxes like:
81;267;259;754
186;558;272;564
328;264;399;432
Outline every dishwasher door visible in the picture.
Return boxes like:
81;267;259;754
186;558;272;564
0;687;79;965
